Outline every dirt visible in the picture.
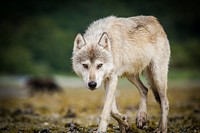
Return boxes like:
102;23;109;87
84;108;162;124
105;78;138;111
0;87;199;133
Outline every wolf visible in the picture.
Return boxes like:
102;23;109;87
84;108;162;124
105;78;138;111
72;16;170;133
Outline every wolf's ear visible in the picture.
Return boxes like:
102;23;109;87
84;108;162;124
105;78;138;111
73;33;86;52
98;32;111;51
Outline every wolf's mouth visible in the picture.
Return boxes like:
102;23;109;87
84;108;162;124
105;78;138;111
88;87;96;91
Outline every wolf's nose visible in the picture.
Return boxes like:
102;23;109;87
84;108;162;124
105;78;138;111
88;81;97;89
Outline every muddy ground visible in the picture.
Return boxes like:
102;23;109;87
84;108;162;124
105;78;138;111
0;85;199;133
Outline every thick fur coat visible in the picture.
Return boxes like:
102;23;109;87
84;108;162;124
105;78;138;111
72;16;170;133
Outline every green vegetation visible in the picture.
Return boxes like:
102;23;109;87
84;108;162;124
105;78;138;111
169;69;200;81
0;0;199;76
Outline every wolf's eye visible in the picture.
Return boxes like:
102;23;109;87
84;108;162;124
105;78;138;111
97;64;103;69
82;64;88;69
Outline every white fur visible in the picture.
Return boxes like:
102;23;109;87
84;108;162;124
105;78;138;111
72;15;170;133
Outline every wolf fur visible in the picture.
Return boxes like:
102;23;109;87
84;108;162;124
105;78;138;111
72;16;170;133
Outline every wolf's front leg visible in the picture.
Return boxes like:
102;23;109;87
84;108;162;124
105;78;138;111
98;76;118;132
104;79;130;133
111;97;130;133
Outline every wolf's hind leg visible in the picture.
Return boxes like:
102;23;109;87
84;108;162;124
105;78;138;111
146;60;169;133
111;97;130;133
128;75;148;129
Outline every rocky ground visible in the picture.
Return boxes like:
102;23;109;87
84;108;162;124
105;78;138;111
0;84;199;132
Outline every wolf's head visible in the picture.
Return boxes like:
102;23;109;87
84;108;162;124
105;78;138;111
72;32;113;90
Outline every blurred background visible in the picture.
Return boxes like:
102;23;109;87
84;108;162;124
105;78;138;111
0;0;200;76
0;0;200;95
0;0;199;103
0;0;200;132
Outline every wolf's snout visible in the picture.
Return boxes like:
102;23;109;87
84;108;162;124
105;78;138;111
88;81;97;90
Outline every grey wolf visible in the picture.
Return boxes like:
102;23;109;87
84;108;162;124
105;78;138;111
72;16;170;133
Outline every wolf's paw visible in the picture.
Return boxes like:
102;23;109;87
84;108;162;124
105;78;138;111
111;113;129;127
118;116;131;133
136;111;147;129
153;121;167;133
121;115;129;127
153;127;167;133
